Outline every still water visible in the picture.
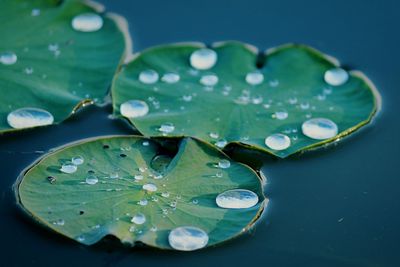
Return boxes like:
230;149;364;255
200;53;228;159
1;0;399;266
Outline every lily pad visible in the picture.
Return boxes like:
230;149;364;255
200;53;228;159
111;42;381;158
0;0;129;133
15;136;266;250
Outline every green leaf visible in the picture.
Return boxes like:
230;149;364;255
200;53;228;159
0;0;129;133
15;136;266;250
111;41;381;158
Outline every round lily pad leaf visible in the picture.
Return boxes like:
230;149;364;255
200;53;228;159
0;0;129;133
15;136;266;250
111;41;381;158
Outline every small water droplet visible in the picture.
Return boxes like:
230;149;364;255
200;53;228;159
200;74;218;86
109;172;119;179
85;174;98;185
71;13;103;32
139;69;159;84
120;100;149;118
150;226;158;232
192;199;199;205
31;8;40;16
53;219;65;226
300;102;310;110
209;132;219;139
324;68;349;86
265;133;291;150
0;52;17;65
245;71;264;85
251;95;263;104
215;139;227;148
218;159;231;169
288;97;298;104
131;213;146;224
72;156;84;165
161;192;170;198
215;171;223;178
143;183;157;192
138;199;148;206
24;67;34;75
302;118;338;140
142;140;150;146
216;189;259;209
134;174;144;181
273;110;288;120
161;72;180;83
190;48;217;70
60;163;77;174
168;226;209;251
158;122;175;133
77;235;85;242
182;95;193;102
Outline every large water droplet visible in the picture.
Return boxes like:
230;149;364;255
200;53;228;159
218;159;231;169
120;100;149;118
216;189;259;209
190;48;217;70
60;163;77;174
131;213;146;224
265;133;291;150
168;226;209;251
245;71;264;85
85;174;98;185
139;69;159;84
7;107;54;129
302;118;338;140
324;68;349;86
0;52;17;65
158;122;175;133
200;74;218;86
143;183;157;192
161;73;180;83
71;13;103;32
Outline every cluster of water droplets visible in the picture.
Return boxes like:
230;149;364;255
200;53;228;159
60;155;84;174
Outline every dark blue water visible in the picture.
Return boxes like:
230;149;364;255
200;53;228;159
1;0;399;266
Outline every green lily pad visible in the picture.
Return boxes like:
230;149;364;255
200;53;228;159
0;0;129;133
111;41;381;158
15;136;266;250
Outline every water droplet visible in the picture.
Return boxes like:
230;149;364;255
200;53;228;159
300;102;310;110
251;95;263;104
158;123;175;134
265;133;291;150
215;139;227;148
288;97;298;104
192;199;199;205
168;226;209;251
47;176;56;184
24;67;34;75
215;171;223;178
209;132;219;139
143;183;157;192
134;174;143;181
161;192;170;198
142;140;150;146
71;13;103;32
218;159;231;169
161;73;180;83
216;189;259;209
190;48;217;70
273;110;288;120
150;226;158;232
182;95;193;102
200;74;218;86
31;8;40;16
109;172;119;179
60;163;77;174
85;174;98;185
324;68;349;86
138;199;148;206
76;235;85;242
53;219;65;226
302;118;338;140
72;156;84;165
0;52;17;65
245;71;264;85
120;100;149;118
139;69;159;84
131;213;146;224
129;225;136;232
